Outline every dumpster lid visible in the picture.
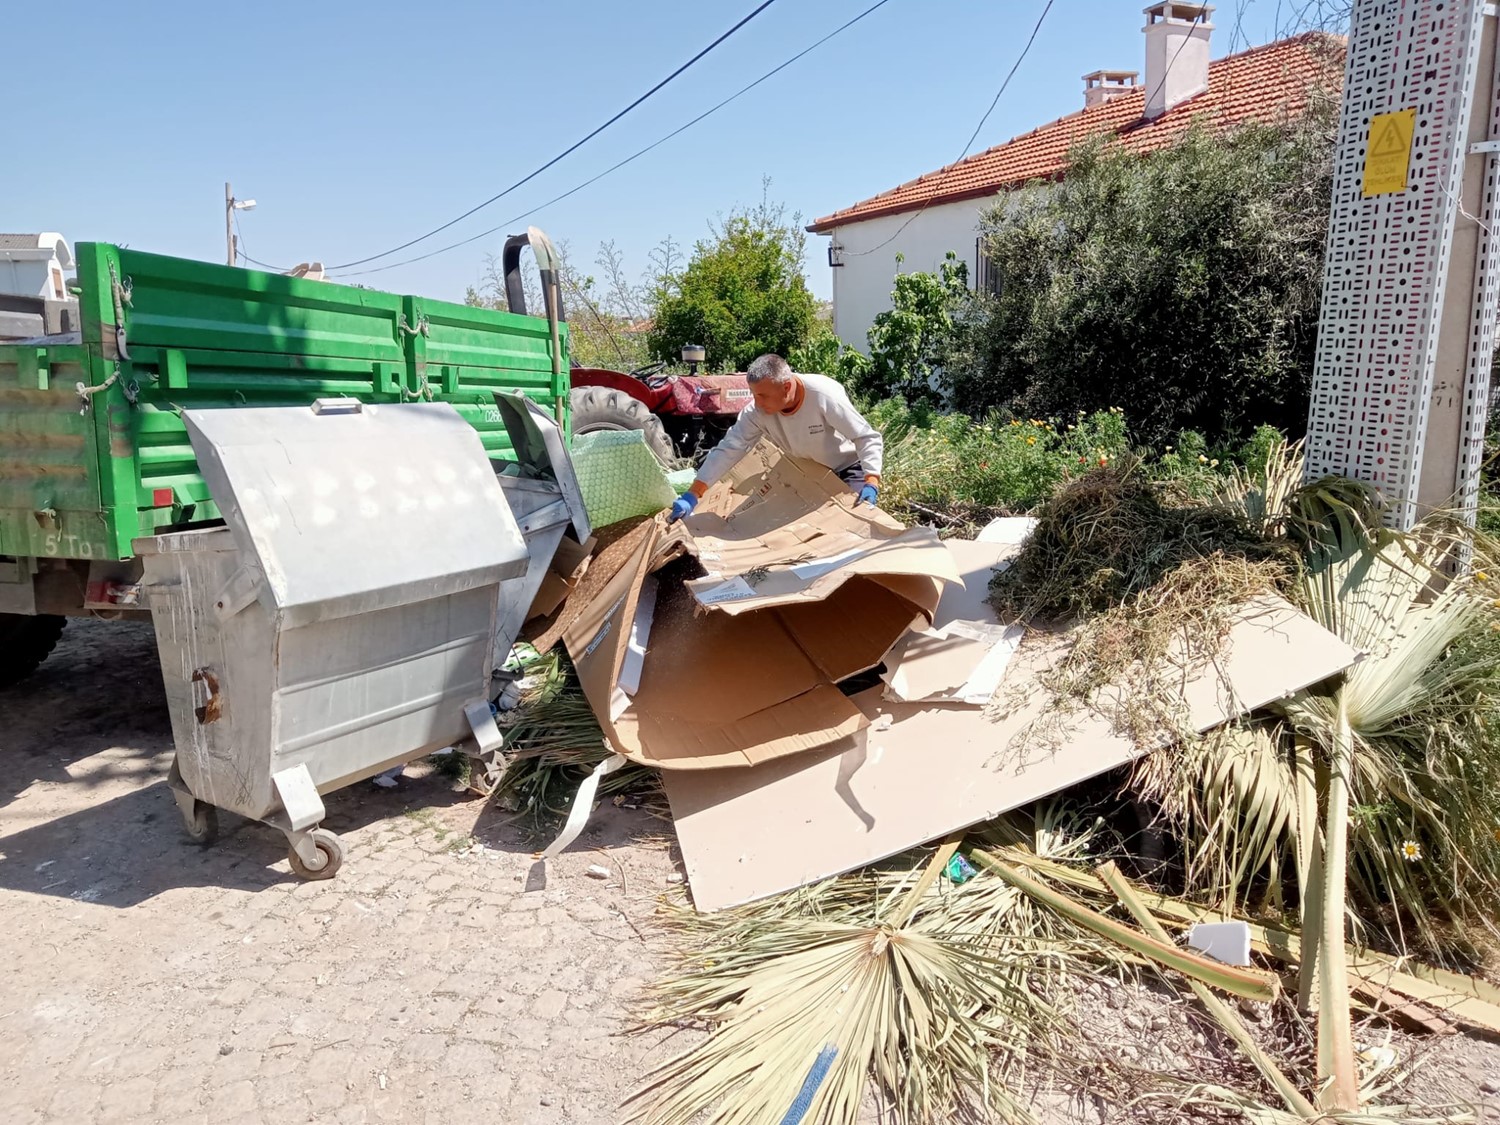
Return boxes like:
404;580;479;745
183;400;529;621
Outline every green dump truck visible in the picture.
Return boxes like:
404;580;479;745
0;236;572;685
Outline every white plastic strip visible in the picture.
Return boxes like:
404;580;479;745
955;623;1025;704
540;753;629;860
617;576;658;697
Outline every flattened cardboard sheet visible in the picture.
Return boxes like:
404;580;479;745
665;595;1361;911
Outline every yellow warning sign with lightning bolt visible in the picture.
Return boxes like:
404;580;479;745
1363;108;1416;197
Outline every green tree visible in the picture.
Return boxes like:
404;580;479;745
849;252;974;406
646;185;819;372
956;114;1335;445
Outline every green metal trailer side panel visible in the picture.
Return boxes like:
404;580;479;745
0;345;112;559
0;242;569;563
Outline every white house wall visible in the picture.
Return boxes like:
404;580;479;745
0;256;67;300
825;196;995;349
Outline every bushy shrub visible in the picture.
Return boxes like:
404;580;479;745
845;253;974;406
954;115;1337;445
873;399;1288;527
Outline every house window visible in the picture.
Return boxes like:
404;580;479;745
51;267;65;299
975;238;1001;296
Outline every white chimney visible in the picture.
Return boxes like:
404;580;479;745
1142;2;1214;119
1083;70;1140;109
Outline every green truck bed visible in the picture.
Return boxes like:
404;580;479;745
0;243;568;563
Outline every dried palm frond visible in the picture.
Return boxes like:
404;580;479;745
629;812;1127;1125
1206;436;1307;537
495;652;654;817
625;917;1054;1125
1274;530;1500;954
1131;723;1310;915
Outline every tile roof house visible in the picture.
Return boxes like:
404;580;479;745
808;3;1344;349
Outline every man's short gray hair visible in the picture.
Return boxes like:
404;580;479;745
746;354;793;385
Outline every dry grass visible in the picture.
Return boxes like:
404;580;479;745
988;458;1293;624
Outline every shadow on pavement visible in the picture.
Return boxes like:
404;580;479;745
0;619;170;810
0;761;479;908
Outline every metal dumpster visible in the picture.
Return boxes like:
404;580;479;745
138;399;530;878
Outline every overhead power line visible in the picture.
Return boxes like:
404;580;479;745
845;0;1054;258
326;0;780;271
234;211;292;273
328;0;896;280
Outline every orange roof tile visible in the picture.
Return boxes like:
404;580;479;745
807;33;1344;233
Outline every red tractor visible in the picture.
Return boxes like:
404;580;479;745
501;234;751;465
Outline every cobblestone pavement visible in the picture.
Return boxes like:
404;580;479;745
6;620;1500;1125
0;619;681;1125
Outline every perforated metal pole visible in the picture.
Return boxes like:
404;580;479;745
1305;0;1499;529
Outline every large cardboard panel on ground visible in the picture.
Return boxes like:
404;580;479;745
665;588;1361;912
560;444;961;771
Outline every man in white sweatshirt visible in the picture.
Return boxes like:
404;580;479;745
667;353;884;523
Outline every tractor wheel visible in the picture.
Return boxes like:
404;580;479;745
0;613;66;689
570;386;676;466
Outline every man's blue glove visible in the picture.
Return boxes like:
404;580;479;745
856;482;879;508
668;491;699;523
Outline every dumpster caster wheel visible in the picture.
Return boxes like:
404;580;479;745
183;801;219;847
464;756;503;798
288;829;344;881
465;772;496;798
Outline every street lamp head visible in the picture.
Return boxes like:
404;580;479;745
233;199;257;211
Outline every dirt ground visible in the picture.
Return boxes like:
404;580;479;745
1;619;1497;1125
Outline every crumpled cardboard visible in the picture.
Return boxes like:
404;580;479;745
561;443;961;770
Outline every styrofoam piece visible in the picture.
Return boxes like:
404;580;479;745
1187;921;1253;967
976;516;1038;545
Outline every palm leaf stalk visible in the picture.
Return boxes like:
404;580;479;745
1097;861;1319;1120
971;850;1279;1002
1311;692;1359;1112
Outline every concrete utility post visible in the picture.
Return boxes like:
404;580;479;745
1304;0;1500;530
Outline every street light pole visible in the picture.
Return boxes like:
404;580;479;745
224;183;259;267
225;181;236;266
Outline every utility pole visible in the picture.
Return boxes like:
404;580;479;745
225;181;236;266
1304;0;1500;529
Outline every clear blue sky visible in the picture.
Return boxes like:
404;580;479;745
7;0;1297;304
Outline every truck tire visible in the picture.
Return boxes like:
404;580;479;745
0;613;66;688
571;386;676;466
